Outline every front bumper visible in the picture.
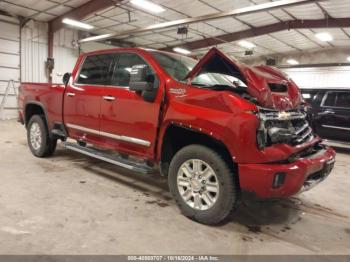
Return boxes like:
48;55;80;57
238;146;336;198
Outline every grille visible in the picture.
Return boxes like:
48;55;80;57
259;108;314;146
292;119;314;145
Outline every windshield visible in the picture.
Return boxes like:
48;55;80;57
150;51;246;88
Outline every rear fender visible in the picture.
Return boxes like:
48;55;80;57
24;101;49;129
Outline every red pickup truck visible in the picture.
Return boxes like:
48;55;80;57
18;47;335;224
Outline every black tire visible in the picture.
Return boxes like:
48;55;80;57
168;144;238;225
27;115;57;157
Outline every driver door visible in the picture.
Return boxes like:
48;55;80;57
99;52;163;159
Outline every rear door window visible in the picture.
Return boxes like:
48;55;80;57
76;54;114;85
322;92;336;107
335;92;350;108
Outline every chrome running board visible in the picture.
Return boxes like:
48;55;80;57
63;142;154;174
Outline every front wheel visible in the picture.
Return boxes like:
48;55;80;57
168;145;238;225
27;115;57;157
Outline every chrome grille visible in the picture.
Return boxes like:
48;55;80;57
259;108;314;146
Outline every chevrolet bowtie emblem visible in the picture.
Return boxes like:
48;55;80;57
278;111;291;119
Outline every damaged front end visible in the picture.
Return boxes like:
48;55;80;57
184;47;315;151
256;108;313;150
186;48;322;154
185;47;302;111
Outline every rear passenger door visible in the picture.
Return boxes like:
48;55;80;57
99;52;162;158
316;91;350;142
64;53;114;143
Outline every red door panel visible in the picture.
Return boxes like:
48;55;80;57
63;84;102;142
64;53;115;143
100;86;162;158
99;52;163;159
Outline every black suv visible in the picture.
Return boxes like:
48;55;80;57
301;89;350;146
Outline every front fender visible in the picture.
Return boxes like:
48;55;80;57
156;96;239;162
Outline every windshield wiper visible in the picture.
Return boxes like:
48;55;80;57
191;82;211;87
191;82;234;89
210;84;234;90
206;84;248;93
211;84;247;92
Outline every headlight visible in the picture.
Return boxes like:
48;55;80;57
268;127;296;144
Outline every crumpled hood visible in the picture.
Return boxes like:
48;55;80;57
186;47;302;111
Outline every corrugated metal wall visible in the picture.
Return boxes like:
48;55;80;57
0;16;20;119
21;20;80;84
21;20;48;83
52;27;80;83
0;18;81;119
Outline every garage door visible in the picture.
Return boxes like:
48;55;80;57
0;19;20;120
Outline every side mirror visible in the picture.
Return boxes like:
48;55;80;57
63;72;72;86
129;65;154;92
129;65;158;102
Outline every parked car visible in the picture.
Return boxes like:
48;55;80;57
18;47;335;225
301;89;350;146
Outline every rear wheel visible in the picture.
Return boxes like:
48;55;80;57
168;145;237;225
27;115;57;157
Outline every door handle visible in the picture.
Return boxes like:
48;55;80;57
103;96;115;101
318;110;335;116
67;92;75;97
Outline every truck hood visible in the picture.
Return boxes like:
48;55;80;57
185;47;302;111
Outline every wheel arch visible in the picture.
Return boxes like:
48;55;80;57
24;102;49;129
159;124;238;185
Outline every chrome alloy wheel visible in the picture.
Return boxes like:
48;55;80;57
30;122;42;151
177;159;220;211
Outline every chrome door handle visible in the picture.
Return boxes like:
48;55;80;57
103;96;115;101
67;92;75;97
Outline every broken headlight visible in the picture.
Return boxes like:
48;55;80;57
256;108;313;150
267;127;296;144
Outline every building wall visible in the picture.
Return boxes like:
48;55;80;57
0;15;20;119
21;20;48;83
243;48;350;89
21;20;80;84
80;42;115;53
52;27;80;83
0;18;81;119
283;66;350;89
244;48;350;66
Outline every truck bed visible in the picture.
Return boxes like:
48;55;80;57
18;83;65;129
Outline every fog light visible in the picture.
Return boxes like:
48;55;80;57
273;172;286;188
